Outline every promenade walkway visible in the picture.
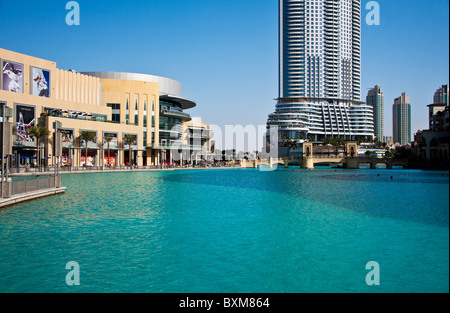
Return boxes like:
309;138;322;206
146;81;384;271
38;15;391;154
0;186;66;209
9;164;241;177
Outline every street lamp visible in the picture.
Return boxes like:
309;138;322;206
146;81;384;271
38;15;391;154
53;121;62;185
1;103;13;199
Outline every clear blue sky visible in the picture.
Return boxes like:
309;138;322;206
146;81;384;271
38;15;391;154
0;0;448;144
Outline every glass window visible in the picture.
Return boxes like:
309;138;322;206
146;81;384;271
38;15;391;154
107;103;120;123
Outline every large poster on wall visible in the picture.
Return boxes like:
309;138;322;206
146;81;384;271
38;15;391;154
103;156;116;167
61;129;74;145
103;132;118;147
2;60;24;93
123;134;137;146
81;154;95;167
31;67;50;97
15;105;36;142
61;152;70;167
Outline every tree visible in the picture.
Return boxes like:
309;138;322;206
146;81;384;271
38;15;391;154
384;150;393;159
123;134;137;166
104;135;114;167
365;151;372;158
78;131;96;167
27;126;50;170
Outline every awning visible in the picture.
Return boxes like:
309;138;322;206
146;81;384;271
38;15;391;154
159;94;196;110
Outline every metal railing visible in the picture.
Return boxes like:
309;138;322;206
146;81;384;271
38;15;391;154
8;163;242;176
11;176;56;196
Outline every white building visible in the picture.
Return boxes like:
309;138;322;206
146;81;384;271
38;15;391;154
268;0;374;143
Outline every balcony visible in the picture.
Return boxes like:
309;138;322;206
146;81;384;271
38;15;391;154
160;107;192;121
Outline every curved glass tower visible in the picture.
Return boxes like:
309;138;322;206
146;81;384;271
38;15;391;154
268;0;373;143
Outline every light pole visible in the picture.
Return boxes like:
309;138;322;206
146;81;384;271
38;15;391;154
1;103;13;198
53;121;62;186
1;102;5;199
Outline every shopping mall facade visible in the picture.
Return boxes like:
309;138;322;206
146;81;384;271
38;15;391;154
0;48;212;168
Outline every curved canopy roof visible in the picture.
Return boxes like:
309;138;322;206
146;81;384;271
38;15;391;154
159;94;196;110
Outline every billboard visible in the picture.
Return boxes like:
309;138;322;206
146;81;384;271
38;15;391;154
104;156;116;167
123;134;137;146
61;129;74;145
61;153;70;167
15;104;36;143
2;60;24;93
31;67;50;97
81;154;95;167
103;132;119;148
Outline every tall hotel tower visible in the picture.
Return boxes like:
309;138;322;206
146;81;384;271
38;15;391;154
267;0;374;145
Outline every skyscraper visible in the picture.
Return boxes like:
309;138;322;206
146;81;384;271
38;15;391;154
366;85;384;141
393;92;411;145
267;0;374;145
433;84;449;106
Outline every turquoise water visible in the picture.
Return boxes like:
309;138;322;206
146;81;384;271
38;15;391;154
0;168;448;293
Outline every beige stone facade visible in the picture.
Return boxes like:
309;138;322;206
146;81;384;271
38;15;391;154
1;48;212;168
0;48;156;167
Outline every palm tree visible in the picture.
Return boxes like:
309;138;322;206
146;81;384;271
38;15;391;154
123;134;137;166
384;150;393;159
27;126;50;170
78;131;96;167
365;150;372;158
104;135;113;167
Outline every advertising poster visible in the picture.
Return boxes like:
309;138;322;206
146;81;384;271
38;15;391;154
2;60;23;93
81;154;95;167
61;153;70;167
104;132;118;148
80;135;97;147
123;134;137;146
62;129;74;145
15;104;36;142
31;67;50;97
103;156;116;167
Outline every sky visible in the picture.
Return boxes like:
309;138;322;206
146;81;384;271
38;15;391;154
0;0;448;149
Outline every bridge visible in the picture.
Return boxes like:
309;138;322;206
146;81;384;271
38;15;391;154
241;142;408;169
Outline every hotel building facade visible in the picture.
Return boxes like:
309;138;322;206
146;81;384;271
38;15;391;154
0;48;211;168
267;0;374;145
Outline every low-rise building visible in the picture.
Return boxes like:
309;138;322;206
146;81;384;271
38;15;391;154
1;48;211;168
412;85;449;162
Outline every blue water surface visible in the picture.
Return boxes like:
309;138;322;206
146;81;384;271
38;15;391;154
0;168;448;293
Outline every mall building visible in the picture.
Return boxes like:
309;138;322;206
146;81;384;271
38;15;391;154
0;48;212;168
